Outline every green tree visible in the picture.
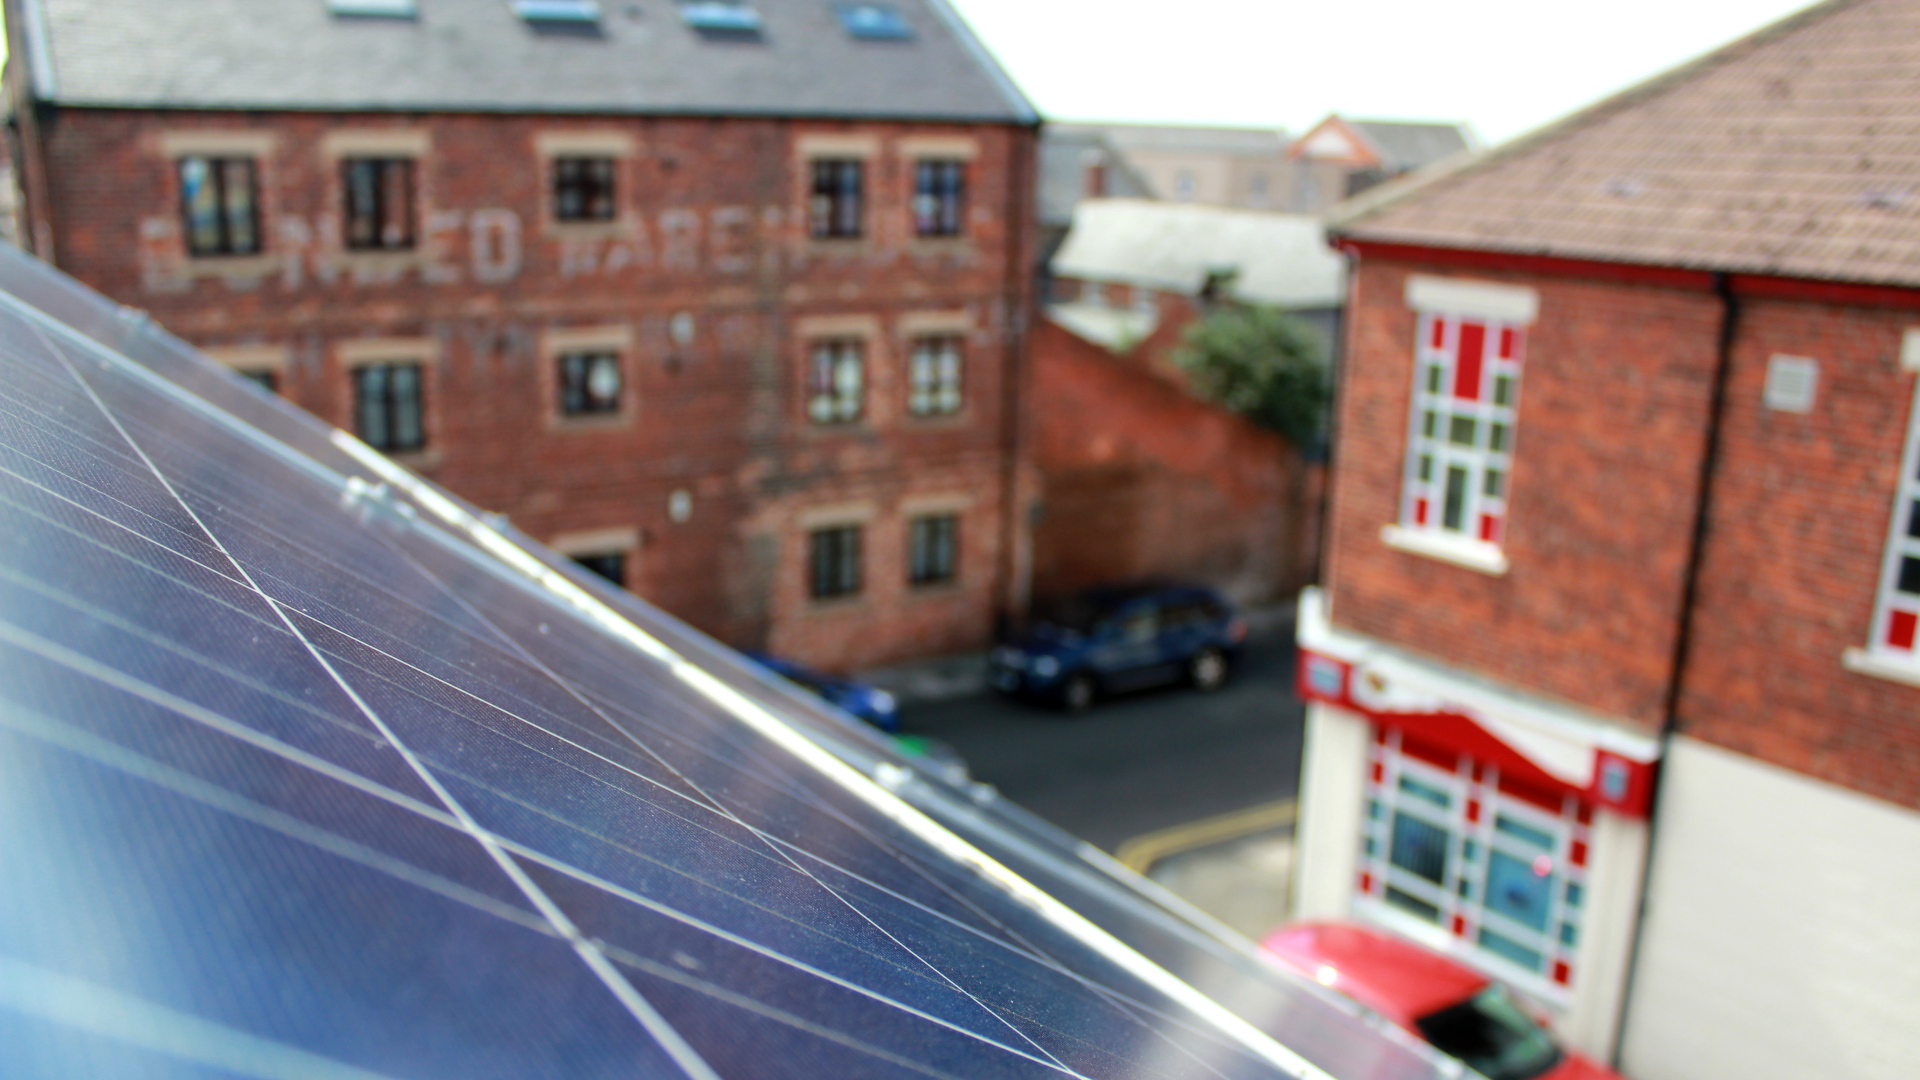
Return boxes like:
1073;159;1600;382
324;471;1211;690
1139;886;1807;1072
1173;304;1331;448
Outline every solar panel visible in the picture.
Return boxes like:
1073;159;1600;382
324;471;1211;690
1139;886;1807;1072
0;241;1450;1079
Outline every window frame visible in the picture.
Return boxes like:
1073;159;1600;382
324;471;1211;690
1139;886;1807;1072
352;361;428;453
552;155;618;224
911;158;966;239
906;334;963;417
808;524;864;600
807;338;866;425
907;513;959;587
341;156;418;252
809;158;865;240
1866;362;1920;663
1399;311;1526;546
557;350;624;417
1357;729;1590;999
178;156;263;258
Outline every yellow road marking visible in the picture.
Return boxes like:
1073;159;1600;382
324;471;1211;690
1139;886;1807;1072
1113;799;1297;874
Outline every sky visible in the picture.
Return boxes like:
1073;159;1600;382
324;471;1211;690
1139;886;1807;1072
0;1;1814;147
943;0;1813;145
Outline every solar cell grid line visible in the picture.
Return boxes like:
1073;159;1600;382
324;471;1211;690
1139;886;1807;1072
25;316;725;1080
3;303;1213;1068
0;253;1428;1079
372;533;1088;1078
330;442;1330;1080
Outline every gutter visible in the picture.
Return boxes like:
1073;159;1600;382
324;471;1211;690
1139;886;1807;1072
1608;270;1739;1070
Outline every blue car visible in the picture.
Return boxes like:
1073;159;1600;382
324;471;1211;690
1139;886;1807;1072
988;583;1248;711
746;652;902;732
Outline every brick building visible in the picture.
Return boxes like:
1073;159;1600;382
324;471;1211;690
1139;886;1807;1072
1289;2;1920;1077
1030;200;1345;604
3;0;1039;671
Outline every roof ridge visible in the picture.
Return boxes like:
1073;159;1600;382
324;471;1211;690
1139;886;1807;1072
1328;0;1869;237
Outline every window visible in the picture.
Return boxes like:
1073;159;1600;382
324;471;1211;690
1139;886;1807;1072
553;157;615;222
571;552;626;588
179;157;261;257
342;158;416;251
908;514;958;586
810;159;864;239
241;370;278;394
1358;729;1589;991
1869;375;1920;658
354;362;426;452
809;525;862;599
913;159;965;237
1401;312;1526;546
808;339;864;424
907;336;962;416
835;2;912;39
559;351;622;416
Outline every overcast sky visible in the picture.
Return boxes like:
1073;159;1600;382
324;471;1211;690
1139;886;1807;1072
945;0;1812;145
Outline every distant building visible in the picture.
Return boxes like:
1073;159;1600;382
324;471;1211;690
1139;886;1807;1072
1294;2;1920;1076
1029;199;1346;604
1035;125;1155;273
3;0;1040;673
1285;115;1474;213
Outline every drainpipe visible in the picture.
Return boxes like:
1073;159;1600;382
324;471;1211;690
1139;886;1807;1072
1609;270;1738;1069
992;122;1038;642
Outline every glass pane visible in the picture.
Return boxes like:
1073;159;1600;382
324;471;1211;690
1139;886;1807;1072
1426;365;1443;393
1494;813;1555;851
221;160;258;253
1476;927;1545;973
1907;501;1920;540
1493;373;1514;406
1463;839;1478;862
1397;774;1452;809
180;158;223;254
1565;881;1584;908
1490;423;1511;452
1389;812;1451;886
355;366;389;448
1485;850;1553;932
1899;555;1920;597
1443;466;1467;532
391;364;423;449
1484;470;1504;498
1386;886;1441;923
1418;455;1432;482
1422;410;1437;438
1559;922;1578;947
1448;416;1477;447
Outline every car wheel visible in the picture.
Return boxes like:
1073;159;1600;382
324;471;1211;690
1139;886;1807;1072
1189;648;1228;692
1061;673;1096;713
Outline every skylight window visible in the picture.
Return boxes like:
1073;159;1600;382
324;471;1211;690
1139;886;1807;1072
512;0;602;21
680;1;763;31
835;2;911;39
327;0;417;17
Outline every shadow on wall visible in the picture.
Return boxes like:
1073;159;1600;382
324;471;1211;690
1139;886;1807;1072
1027;315;1316;608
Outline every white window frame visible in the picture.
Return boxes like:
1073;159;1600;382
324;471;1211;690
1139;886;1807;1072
1385;277;1537;575
1356;729;1589;1002
1850;340;1920;682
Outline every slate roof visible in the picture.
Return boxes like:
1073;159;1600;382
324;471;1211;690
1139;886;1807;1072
1348;121;1473;172
14;0;1035;122
1051;199;1346;309
1051;122;1288;158
1335;0;1920;289
1037;128;1156;227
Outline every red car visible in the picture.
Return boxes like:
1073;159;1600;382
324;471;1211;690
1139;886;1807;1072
1259;921;1624;1080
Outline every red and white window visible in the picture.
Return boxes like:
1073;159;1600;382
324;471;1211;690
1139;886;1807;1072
1401;312;1527;546
1869;373;1920;659
1357;727;1590;997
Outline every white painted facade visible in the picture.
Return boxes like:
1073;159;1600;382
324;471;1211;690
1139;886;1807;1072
1620;737;1920;1080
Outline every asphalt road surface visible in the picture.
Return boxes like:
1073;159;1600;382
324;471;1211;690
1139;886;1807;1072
897;623;1307;853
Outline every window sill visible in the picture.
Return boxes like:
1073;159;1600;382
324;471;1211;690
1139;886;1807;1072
183;253;276;278
544;219;637;243
382;447;444;473
1380;524;1509;576
907;580;964;599
337;250;424;277
804;595;868;616
1841;648;1920;689
903;410;970;427
548;413;634;434
908;236;973;254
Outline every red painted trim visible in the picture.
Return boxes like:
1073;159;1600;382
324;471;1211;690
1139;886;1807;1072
1335;239;1718;292
1335;240;1920;310
1728;273;1920;311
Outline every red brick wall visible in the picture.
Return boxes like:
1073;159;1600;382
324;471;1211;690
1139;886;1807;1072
1027;312;1310;605
35;107;1035;671
1677;297;1920;810
1327;257;1722;730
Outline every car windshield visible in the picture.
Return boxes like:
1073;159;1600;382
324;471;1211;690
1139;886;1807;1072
1414;985;1563;1080
1031;593;1128;634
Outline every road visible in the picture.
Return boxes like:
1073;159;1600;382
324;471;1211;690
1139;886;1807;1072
896;623;1307;853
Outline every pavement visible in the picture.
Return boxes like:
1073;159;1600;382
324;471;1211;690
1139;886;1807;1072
860;602;1303;942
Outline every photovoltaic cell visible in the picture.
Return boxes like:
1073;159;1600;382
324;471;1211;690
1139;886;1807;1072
0;243;1450;1079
